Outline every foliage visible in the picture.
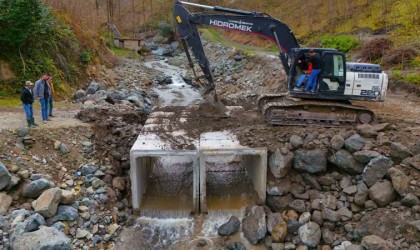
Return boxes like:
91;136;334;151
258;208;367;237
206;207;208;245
0;0;51;50
318;35;359;53
383;47;418;66
360;38;393;62
157;22;174;39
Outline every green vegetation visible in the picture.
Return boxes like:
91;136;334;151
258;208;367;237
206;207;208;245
111;47;140;59
0;0;108;99
316;35;359;53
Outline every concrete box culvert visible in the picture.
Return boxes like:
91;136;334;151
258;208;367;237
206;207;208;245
130;110;267;216
199;132;267;213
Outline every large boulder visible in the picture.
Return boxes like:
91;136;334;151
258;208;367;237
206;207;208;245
218;216;240;236
361;235;392;250
12;226;72;250
353;150;381;164
22;178;52;198
0;161;12;191
86;81;105;95
11;213;45;242
242;206;266;244
34;188;62;218
328;150;363;174
389;142;412;163
362;156;394;187
269;148;294;178
344;134;365;153
368;180;397;207
293;149;327;174
387;167;409;196
290;135;304;149
298;222;321;248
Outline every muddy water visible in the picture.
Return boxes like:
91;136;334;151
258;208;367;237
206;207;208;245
144;60;201;106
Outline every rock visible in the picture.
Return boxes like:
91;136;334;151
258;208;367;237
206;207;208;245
344;134;365;153
362;156;394;187
60;143;69;154
389;142;412;163
298;222;321;248
218;216;240;236
322;208;340;222
18;127;30;137
11;213;45;242
345;245;363;250
0;192;12;215
330;135;345;150
242;206;266;244
387;167;409;196
34;187;62;218
299;212;311;225
302;174;321;190
112;177;126;191
54;140;61;150
354;182;369;206
269;148;294;178
290;135;304;149
368;180;397;207
361;235;392;250
267;213;284;234
12;226;71;250
17;170;29;179
321;228;335;245
311;211;323;226
343;185;357;195
76;228;90;239
49;205;79;222
74;89;86;101
272;221;287;243
286;218;300;234
267;182;291;196
80;164;98;176
60;190;76;205
356;124;378;137
400;220;420;243
267;194;294;212
401;194;420;207
86;82;104;95
294;149;327;174
92;178;104;189
22;178;52;198
0;161;12;191
318;175;335;186
337;207;353;221
353;150;381;164
290;200;306;213
328;150;363;174
409;155;420;170
107;223;119;235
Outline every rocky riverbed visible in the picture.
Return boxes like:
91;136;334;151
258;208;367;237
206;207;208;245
0;38;419;250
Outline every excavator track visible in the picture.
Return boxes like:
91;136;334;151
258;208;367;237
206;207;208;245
258;94;374;127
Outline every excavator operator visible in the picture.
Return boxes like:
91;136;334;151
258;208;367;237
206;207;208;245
298;49;322;93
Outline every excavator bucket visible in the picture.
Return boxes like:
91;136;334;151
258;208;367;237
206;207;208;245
198;88;230;118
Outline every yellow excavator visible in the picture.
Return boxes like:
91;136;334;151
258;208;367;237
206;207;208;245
174;1;388;126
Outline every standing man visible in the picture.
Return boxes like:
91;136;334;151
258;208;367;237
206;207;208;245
299;49;322;93
34;73;52;123
46;75;55;117
20;81;37;128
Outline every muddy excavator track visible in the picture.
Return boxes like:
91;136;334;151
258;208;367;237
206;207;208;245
257;94;374;127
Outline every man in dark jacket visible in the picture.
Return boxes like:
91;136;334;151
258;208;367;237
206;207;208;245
34;73;52;123
20;81;37;128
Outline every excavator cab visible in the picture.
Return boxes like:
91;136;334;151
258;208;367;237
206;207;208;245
289;48;347;100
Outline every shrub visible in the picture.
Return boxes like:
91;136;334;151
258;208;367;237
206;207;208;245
320;35;359;53
383;47;418;66
360;38;393;62
158;22;174;39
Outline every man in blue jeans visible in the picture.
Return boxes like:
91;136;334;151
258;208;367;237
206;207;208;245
20;81;37;128
299;49;322;93
34;73;52;124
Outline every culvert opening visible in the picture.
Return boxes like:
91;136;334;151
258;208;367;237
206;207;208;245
204;155;259;215
131;153;199;218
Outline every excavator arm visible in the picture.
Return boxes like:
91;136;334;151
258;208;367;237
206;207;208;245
174;0;300;93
